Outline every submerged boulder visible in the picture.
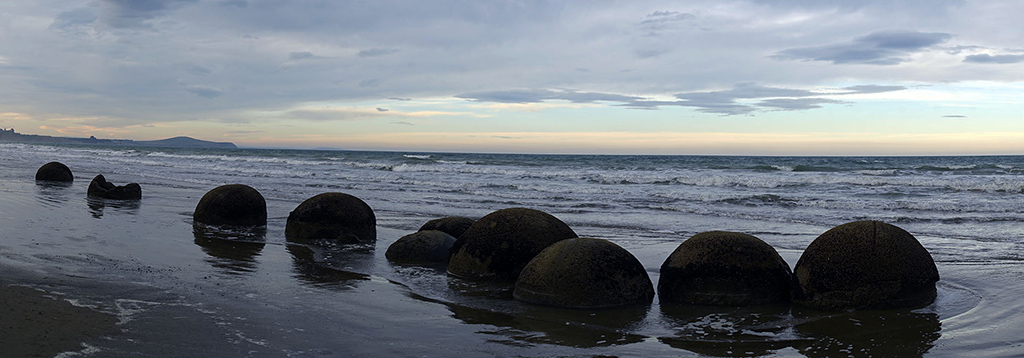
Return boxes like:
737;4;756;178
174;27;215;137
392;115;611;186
87;175;142;200
419;216;475;238
285;192;376;244
35;161;73;182
792;221;939;310
385;230;457;264
514;238;654;308
659;231;793;306
447;207;577;282
193;184;267;227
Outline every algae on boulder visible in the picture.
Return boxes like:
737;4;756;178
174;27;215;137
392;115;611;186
792;220;939;310
35;161;73;182
193;184;267;227
285;192;376;244
513;238;654;308
87;174;142;200
658;231;793;306
419;216;475;238
385;230;457;264
447;207;577;282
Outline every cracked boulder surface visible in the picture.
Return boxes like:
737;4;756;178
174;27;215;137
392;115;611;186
792;220;939;310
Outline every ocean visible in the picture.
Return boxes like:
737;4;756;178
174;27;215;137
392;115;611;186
1;142;1022;357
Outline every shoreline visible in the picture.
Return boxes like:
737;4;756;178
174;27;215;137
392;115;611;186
0;282;118;357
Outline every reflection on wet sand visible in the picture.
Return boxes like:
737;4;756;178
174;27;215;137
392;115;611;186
656;303;940;357
428;277;649;348
87;197;140;219
792;307;940;358
659;303;805;357
193;224;266;275
34;181;72;207
286;242;373;289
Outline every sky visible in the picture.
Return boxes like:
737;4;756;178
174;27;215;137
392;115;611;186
1;0;1023;155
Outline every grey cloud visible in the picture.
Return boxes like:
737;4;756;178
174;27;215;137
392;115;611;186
759;98;843;111
841;85;906;94
391;121;414;126
639;10;696;34
773;31;952;65
376;107;389;112
50;8;98;31
289;51;315;60
388;97;412;101
963;54;1024;64
100;0;198;29
943;115;967;118
357;48;399;57
456;89;643;104
360;79;382;88
185;85;224;98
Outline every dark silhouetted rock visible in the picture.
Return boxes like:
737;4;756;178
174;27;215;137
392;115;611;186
419;216;475;238
385;230;457;264
285;192;376;244
513;238;654;308
792;220;939;310
193;184;267;227
87;175;141;200
447;207;577;282
35;161;73;182
659;231;793;306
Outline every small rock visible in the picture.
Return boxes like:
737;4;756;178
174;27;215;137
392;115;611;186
35;161;73;182
87;175;142;200
386;230;457;264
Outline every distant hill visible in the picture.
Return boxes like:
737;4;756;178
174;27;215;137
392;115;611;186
0;128;237;149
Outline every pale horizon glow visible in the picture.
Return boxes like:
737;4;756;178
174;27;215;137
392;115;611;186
2;1;1024;156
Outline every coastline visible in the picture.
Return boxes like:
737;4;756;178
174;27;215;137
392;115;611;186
0;282;117;357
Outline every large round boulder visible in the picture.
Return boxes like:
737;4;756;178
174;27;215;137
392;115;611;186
447;207;577;282
419;216;475;238
385;230;457;264
513;238;654;308
659;231;793;306
35;161;73;182
792;221;939;310
87;175;141;200
193;184;267;227
285;192;376;244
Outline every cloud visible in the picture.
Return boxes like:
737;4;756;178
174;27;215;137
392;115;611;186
289;51;315;60
456;89;643;104
99;0;198;29
376;107;389;112
943;115;967;118
388;97;412;101
185;85;224;99
391;121;414;126
357;48;399;57
759;98;843;111
963;54;1024;64
639;10;696;34
49;7;99;32
773;31;953;65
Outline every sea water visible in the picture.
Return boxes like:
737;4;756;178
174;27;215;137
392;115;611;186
1;142;1022;357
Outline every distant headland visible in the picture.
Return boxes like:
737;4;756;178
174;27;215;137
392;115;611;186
0;128;237;149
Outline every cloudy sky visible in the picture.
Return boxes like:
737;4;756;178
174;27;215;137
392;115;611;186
1;0;1023;155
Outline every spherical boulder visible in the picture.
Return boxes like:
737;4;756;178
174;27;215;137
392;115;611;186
658;231;793;306
193;184;267;227
447;207;577;282
513;238;654;308
386;230;457;264
419;216;475;238
87;175;142;200
285;192;376;244
792;221;939;310
35;161;73;182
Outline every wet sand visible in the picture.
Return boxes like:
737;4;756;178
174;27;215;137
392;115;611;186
0;284;117;357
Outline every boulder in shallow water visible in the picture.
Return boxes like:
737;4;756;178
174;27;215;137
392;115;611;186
419;216;475;238
385;230;457;264
658;231;793;306
35;161;73;182
285;192;376;244
792;220;939;310
447;207;577;282
513;238;654;308
193;184;267;227
87;175;142;200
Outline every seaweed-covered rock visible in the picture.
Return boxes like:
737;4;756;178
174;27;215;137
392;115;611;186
385;230;457;264
419;216;475;238
513;238;654;308
447;207;577;282
659;231;793;306
87;175;141;200
792;221;939;310
285;193;376;244
193;184;267;227
35;161;73;182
